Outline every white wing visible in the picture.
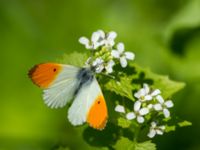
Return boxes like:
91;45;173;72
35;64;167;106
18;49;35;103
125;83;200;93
67;77;105;126
43;65;80;109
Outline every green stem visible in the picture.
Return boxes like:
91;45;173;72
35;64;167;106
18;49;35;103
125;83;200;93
133;125;140;142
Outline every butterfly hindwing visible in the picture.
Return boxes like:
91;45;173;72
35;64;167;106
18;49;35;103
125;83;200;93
86;94;108;129
29;63;80;108
68;77;108;130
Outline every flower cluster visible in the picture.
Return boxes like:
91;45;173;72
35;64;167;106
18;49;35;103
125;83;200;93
115;83;174;138
79;30;135;74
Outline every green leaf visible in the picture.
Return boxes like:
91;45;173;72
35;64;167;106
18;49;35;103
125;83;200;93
165;125;176;133
58;51;89;67
113;138;156;150
178;120;192;127
117;117;131;128
113;137;135;150
105;76;135;101
130;64;185;99
135;141;156;150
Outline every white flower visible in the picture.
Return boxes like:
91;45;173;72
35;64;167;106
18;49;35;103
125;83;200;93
103;31;117;47
105;60;115;74
92;58;104;73
79;30;117;50
111;42;135;68
147;122;165;138
115;105;125;113
79;30;105;50
126;101;149;123
134;84;161;102
154;95;174;118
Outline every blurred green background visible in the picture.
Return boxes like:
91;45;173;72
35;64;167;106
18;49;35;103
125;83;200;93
0;0;200;149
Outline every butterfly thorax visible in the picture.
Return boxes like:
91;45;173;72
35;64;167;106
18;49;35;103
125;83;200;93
75;68;94;95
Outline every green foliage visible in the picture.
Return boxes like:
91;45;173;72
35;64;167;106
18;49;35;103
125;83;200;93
117;117;131;128
135;141;156;150
165;120;192;133
113;137;156;150
105;76;135;101
113;137;134;150
104;63;185;105
58;52;89;67
178;120;192;127
130;64;185;99
165;125;176;133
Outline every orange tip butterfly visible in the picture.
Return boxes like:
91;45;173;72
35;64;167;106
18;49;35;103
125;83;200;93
28;63;108;130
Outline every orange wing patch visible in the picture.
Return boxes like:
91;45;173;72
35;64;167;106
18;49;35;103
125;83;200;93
28;63;62;89
87;95;108;130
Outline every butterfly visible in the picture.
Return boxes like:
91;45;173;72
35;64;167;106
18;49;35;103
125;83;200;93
28;63;108;130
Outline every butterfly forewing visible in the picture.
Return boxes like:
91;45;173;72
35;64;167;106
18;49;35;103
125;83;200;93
29;63;80;108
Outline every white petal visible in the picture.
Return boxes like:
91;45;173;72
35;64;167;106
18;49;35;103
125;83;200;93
108;60;115;66
164;100;174;108
107;39;115;47
107;31;117;40
91;31;100;42
140;89;146;97
92;58;103;66
93;42;101;49
139;108;149;115
126;112;136;120
111;50;120;58
120;56;127;68
134;101;141;111
125;52;135;60
147;104;153;109
145;95;152;101
105;61;115;74
163;108;170;118
134;89;145;98
143;83;150;94
92;60;98;66
137;116;144;123
156;95;164;104
154;104;162;111
95;65;104;73
115;105;125;113
105;67;113;73
98;58;104;63
97;30;105;39
134;92;140;98
148;129;156;138
159;125;166;130
79;37;89;45
98;39;105;46
117;42;124;53
151;89;161;96
156;129;164;135
151;121;157;128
